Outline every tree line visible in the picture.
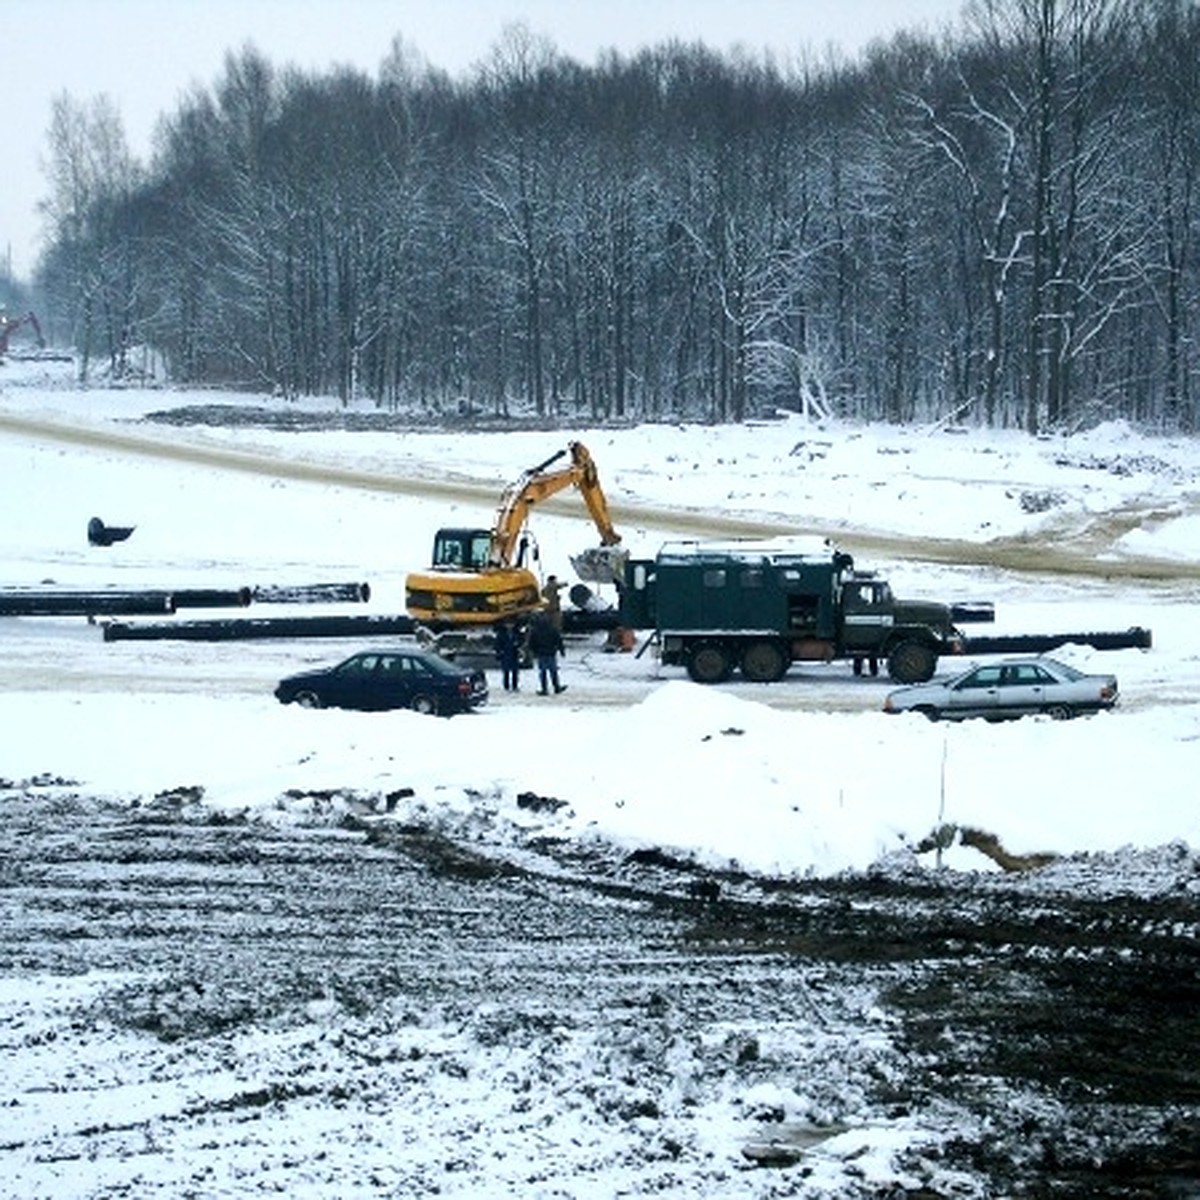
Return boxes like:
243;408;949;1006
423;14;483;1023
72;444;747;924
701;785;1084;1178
33;0;1200;433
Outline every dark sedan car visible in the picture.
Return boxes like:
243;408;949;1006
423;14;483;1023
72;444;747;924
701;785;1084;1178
883;656;1118;722
275;648;488;715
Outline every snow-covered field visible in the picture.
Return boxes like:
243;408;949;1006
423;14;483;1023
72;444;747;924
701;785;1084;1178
2;358;1198;878
2;357;1198;1197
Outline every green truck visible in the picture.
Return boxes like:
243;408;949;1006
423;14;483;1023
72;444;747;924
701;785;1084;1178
617;538;969;683
617;538;1150;684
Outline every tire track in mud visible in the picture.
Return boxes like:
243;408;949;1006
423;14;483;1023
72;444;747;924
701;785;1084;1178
3;408;1199;585
1;792;1195;1198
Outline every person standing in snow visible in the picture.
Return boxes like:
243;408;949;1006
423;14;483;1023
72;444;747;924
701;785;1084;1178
541;575;566;630
494;619;523;691
526;610;566;695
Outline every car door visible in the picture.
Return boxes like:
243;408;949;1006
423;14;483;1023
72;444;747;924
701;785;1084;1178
995;663;1051;716
397;653;452;711
321;653;379;709
944;664;1004;718
372;654;415;710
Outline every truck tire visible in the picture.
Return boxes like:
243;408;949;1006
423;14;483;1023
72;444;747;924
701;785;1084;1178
686;642;733;684
887;640;938;684
740;639;788;682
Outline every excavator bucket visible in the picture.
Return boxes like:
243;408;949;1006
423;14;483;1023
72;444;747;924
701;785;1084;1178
570;546;628;586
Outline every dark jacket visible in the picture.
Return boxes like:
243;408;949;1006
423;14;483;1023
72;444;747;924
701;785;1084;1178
494;622;521;666
526;613;564;659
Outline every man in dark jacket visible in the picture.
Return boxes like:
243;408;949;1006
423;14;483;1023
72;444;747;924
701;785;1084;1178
494;619;523;691
526;611;566;695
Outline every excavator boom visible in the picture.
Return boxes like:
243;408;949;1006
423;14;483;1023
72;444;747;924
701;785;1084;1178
0;311;45;355
488;442;620;568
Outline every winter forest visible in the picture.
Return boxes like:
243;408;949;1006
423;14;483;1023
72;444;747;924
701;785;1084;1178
23;0;1200;432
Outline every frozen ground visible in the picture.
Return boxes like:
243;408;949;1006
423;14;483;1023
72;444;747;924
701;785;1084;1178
1;357;1197;1196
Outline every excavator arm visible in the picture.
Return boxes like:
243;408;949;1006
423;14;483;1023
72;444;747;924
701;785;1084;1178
487;441;621;568
0;311;45;355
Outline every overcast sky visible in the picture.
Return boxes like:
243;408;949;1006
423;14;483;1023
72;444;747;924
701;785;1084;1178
1;0;966;283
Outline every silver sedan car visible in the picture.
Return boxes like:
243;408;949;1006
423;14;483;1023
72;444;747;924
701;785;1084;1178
883;656;1118;722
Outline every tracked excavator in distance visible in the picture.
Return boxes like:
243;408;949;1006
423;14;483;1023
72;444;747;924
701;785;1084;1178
0;311;45;358
404;441;627;629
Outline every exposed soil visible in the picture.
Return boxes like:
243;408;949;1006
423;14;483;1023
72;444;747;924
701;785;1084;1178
690;866;1200;1197
2;786;1196;1197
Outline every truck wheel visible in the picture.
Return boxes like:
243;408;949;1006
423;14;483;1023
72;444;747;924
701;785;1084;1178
887;640;937;684
686;643;733;684
740;639;788;682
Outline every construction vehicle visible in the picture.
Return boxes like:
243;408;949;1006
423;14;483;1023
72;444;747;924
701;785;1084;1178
0;310;45;358
618;538;1150;684
405;441;626;628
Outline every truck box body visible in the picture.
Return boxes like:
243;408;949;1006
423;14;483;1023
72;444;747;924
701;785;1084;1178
627;538;843;635
619;538;959;684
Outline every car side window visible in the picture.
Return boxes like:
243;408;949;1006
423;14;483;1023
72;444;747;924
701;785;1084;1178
961;666;1002;689
1001;664;1044;685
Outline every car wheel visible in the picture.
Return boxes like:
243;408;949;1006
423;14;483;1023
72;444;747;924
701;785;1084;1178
887;640;938;684
294;690;322;709
410;693;439;716
686;643;733;684
1045;703;1074;720
740;639;788;682
915;705;940;722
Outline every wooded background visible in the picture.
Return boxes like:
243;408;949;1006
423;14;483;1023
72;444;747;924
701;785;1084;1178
28;0;1200;432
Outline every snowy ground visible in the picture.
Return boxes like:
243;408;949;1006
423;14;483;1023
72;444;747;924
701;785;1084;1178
2;358;1197;877
1;356;1198;1196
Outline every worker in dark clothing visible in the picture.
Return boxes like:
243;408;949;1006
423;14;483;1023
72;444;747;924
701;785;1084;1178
494;620;523;691
541;575;566;630
526;610;566;695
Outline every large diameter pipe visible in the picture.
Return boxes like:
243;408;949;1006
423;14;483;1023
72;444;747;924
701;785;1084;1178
0;590;176;616
251;582;371;605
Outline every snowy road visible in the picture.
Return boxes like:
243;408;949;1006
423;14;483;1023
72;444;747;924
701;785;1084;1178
4;405;1200;580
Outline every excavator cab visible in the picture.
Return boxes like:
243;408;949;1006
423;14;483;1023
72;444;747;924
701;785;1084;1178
431;528;494;571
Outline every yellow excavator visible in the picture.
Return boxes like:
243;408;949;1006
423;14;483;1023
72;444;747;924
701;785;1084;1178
404;441;627;627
